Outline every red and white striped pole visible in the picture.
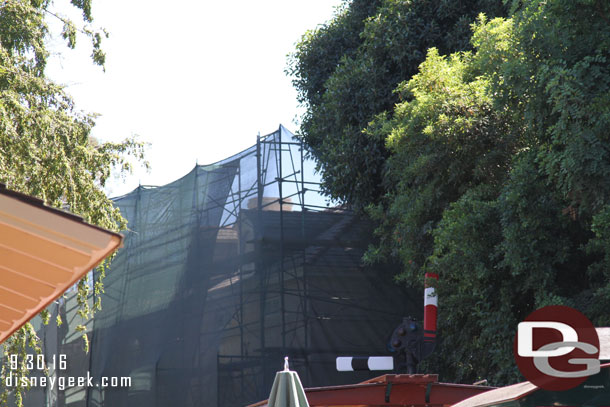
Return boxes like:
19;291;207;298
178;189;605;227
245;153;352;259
423;273;438;344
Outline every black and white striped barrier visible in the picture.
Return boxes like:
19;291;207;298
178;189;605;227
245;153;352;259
336;356;394;371
337;273;439;374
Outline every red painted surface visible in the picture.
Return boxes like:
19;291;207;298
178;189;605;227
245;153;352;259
424;273;438;338
249;374;494;407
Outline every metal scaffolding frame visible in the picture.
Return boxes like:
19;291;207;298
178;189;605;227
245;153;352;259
216;127;324;405
23;125;418;407
211;127;413;407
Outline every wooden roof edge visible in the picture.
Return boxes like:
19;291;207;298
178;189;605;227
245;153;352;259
0;184;124;242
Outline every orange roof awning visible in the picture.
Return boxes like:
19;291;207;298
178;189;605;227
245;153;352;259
0;185;123;344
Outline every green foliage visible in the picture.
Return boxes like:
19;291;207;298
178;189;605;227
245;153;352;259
423;185;521;385
0;1;145;405
288;0;384;208
288;0;382;109
0;324;43;407
289;0;507;208
371;0;610;384
366;48;517;271
293;0;610;385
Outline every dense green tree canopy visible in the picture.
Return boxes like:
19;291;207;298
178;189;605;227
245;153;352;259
291;0;610;384
289;0;507;208
0;1;145;405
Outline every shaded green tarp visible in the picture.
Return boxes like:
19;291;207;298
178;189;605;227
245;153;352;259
19;126;419;407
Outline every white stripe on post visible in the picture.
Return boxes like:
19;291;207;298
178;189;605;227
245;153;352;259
336;357;354;371
424;287;437;307
367;357;394;371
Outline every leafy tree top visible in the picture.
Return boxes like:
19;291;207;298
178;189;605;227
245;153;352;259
0;1;146;405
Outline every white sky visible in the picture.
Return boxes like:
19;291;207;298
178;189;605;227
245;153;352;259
46;0;343;197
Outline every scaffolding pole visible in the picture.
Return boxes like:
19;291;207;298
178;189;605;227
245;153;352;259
256;132;267;398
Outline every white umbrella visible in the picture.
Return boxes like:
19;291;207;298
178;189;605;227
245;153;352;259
267;357;310;407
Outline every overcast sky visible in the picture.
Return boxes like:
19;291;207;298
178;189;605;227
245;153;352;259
46;0;343;197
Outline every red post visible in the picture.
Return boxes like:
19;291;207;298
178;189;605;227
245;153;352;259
423;273;438;342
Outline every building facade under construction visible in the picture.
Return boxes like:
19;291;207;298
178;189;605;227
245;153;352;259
23;126;419;407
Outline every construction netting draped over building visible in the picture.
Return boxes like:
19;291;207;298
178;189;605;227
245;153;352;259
22;126;420;407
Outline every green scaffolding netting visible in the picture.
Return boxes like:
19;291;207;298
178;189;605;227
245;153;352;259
17;126;420;407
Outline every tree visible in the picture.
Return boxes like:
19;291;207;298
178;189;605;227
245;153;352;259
369;2;610;384
289;0;507;208
291;0;610;385
0;1;145;405
363;45;522;383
